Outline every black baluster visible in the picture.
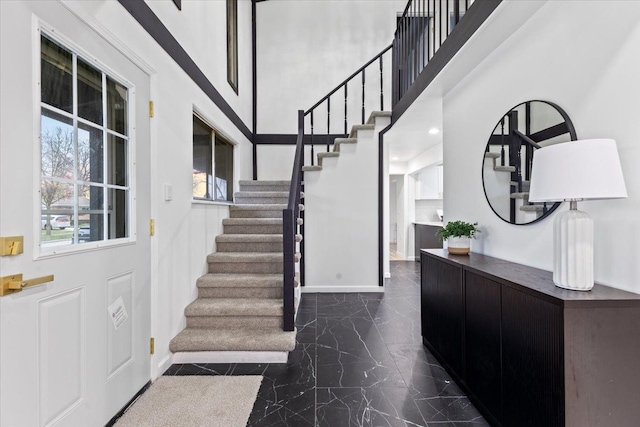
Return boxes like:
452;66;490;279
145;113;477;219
344;83;348;136
361;69;366;124
454;0;460;26
327;97;330;152
446;0;449;35
500;118;505;166
431;0;435;58
379;56;384;111
311;110;315;166
440;0;444;46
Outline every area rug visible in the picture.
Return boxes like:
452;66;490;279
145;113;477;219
115;376;262;427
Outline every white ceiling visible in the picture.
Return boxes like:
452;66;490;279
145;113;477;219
385;95;443;163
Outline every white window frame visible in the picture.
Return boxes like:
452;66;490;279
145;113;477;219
34;21;137;259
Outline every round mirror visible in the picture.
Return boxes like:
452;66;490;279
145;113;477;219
482;100;577;225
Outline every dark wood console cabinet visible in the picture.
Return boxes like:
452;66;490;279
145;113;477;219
420;249;640;427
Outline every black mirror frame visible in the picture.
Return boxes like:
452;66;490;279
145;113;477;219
481;100;578;226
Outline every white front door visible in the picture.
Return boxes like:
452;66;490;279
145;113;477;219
0;2;151;426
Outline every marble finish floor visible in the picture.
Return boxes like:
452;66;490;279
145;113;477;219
165;261;488;426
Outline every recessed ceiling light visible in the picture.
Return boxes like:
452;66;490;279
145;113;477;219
428;128;440;135
392;157;399;161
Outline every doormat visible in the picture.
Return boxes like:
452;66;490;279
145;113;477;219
115;376;262;427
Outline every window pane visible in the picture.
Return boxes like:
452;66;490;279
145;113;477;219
108;188;128;239
108;134;128;186
41;181;74;247
193;116;213;199
41;36;72;113
41;109;74;180
107;77;127;135
214;137;234;201
227;0;238;91
77;59;103;125
79;184;104;242
78;122;103;184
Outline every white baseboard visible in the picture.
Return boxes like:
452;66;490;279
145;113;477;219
156;353;173;377
172;351;289;364
302;286;384;293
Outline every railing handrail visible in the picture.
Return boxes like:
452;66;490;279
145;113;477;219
287;111;305;210
282;110;304;332
304;44;393;115
513;129;542;149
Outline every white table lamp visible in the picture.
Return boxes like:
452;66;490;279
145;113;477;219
528;139;627;291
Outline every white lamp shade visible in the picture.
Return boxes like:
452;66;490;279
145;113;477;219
529;139;628;202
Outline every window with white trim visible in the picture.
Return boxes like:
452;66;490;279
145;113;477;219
40;34;130;248
192;114;234;202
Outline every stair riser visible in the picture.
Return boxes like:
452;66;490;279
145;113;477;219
239;184;290;192
198;287;283;299
229;209;283;219
208;262;283;274
223;225;283;234
216;242;282;253
186;316;283;330
235;197;288;205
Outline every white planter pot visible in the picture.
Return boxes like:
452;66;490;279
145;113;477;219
447;236;470;255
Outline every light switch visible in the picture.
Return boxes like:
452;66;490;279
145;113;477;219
164;183;173;201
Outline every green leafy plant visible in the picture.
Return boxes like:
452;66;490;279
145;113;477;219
437;220;480;240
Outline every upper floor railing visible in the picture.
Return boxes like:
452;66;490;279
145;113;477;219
393;0;475;105
304;45;393;166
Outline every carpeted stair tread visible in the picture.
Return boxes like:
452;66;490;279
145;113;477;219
510;192;529;199
207;252;283;263
495;165;516;172
216;234;283;243
318;152;339;166
302;165;322;172
169;328;296;352
185;298;284;317
520;204;546;212
366;111;392;124
349;124;375;138
197;273;290;288
239;180;290;187
484;152;500;159
230;204;287;211
223;218;282;225
235;191;289;198
333;138;357;152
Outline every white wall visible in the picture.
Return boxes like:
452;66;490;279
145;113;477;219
443;0;640;292
389;177;399;244
145;0;254;127
304;115;391;291
0;0;255;379
255;0;405;179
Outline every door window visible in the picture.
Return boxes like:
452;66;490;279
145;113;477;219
40;35;130;248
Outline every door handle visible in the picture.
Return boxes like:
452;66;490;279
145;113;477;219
1;274;54;296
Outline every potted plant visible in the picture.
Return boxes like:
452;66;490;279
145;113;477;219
437;220;480;255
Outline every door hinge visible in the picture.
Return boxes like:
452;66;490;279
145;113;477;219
150;337;155;355
149;101;154;118
150;219;155;236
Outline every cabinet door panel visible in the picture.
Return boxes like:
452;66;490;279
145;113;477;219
437;261;464;377
465;272;502;421
502;287;564;427
421;254;439;346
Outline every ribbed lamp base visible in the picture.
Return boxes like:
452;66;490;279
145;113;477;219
553;208;593;291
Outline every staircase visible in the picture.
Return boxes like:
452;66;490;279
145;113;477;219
302;112;391;290
169;180;299;363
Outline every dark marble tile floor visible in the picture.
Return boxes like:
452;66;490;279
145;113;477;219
164;261;489;426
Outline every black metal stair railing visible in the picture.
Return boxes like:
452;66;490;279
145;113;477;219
393;0;475;106
282;110;305;331
304;44;392;166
